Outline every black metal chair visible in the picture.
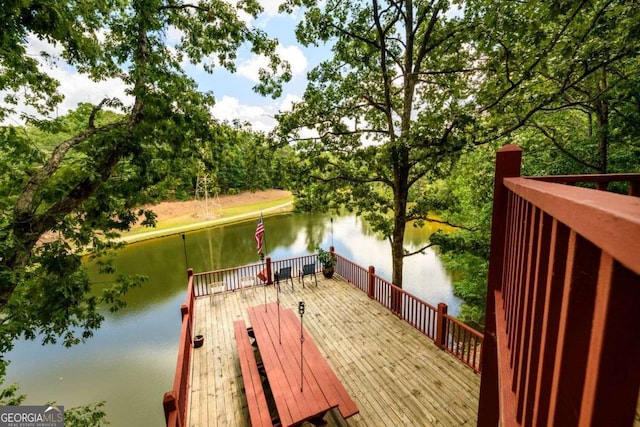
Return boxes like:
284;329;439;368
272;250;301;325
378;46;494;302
299;263;318;288
276;266;294;291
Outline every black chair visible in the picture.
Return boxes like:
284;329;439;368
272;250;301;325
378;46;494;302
299;263;318;288
276;266;294;291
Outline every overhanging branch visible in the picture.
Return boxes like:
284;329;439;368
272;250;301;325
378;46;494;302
404;242;434;257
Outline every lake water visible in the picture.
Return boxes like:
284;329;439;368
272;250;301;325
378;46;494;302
4;212;460;426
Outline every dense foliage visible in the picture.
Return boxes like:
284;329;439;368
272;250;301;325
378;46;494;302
276;0;640;326
1;0;639;419
430;1;640;327
276;0;640;293
0;0;289;421
277;0;479;288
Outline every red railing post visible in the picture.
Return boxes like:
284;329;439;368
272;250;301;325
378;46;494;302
367;266;375;299
266;256;272;285
436;303;448;350
187;268;193;295
162;391;178;426
180;303;188;318
478;144;522;427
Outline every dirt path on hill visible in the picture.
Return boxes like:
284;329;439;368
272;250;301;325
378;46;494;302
117;189;293;242
133;189;292;229
38;189;293;245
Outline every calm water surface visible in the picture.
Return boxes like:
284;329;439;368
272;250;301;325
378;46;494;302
5;213;460;426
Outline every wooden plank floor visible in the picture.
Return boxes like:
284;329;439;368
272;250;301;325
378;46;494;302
188;275;480;426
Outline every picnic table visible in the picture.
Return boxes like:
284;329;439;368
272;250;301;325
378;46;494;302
246;302;358;426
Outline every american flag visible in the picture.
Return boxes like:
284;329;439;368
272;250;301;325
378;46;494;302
254;216;264;254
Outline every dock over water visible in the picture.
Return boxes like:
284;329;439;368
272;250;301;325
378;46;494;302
188;275;480;426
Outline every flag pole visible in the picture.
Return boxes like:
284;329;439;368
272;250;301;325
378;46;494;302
261;212;267;310
255;213;267;309
261;252;266;308
261;211;268;256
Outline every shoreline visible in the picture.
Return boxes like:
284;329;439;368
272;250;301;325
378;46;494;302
118;200;294;244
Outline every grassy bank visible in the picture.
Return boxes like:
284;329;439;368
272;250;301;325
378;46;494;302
119;195;294;244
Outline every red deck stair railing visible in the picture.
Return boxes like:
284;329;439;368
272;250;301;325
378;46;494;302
477;144;640;427
162;269;196;427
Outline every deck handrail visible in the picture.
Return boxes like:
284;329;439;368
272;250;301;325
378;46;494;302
333;252;483;373
477;145;640;427
162;269;195;427
187;252;483;373
529;173;640;195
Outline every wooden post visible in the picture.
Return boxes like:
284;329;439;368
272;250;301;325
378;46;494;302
436;303;448;350
180;303;188;319
367;266;375;299
162;391;178;426
187;268;194;299
266;256;273;285
477;144;522;427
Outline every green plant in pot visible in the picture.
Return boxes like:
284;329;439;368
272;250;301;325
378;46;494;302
316;246;337;278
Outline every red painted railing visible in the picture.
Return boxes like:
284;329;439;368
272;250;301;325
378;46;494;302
162;269;195;427
186;252;483;373
191;254;321;295
333;252;483;372
477;145;640;427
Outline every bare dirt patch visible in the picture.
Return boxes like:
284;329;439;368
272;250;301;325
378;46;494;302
137;189;292;224
38;189;292;244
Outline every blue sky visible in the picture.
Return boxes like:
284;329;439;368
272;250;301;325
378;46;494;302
5;1;329;133
197;4;329;132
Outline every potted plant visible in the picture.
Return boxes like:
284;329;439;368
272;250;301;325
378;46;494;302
193;334;204;348
316;247;337;278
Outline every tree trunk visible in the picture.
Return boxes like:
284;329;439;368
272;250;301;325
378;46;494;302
595;68;609;174
391;143;410;290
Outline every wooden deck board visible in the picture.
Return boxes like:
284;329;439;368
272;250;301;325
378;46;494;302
187;275;480;426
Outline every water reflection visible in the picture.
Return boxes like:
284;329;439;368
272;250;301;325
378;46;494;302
5;212;460;426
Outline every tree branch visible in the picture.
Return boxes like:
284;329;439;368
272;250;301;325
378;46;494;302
528;122;600;171
480;0;590;114
158;3;208;12
404;242;434;257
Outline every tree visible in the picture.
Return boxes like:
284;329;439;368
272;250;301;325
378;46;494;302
0;0;287;357
277;0;477;289
277;0;640;293
430;0;640;327
468;0;640;172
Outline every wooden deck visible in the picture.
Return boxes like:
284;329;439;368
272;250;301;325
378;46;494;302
188;275;480;426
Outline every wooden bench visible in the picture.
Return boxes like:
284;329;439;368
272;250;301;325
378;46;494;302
233;320;278;427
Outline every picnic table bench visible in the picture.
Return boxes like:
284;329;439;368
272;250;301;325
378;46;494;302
233;320;279;427
247;302;358;426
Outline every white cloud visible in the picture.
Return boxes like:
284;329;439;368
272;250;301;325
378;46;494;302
259;0;284;17
2;36;131;125
210;92;307;133
237;44;307;83
165;26;185;44
49;67;131;115
211;96;276;132
279;93;301;113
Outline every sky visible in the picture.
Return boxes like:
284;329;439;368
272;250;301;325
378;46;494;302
5;1;329;133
